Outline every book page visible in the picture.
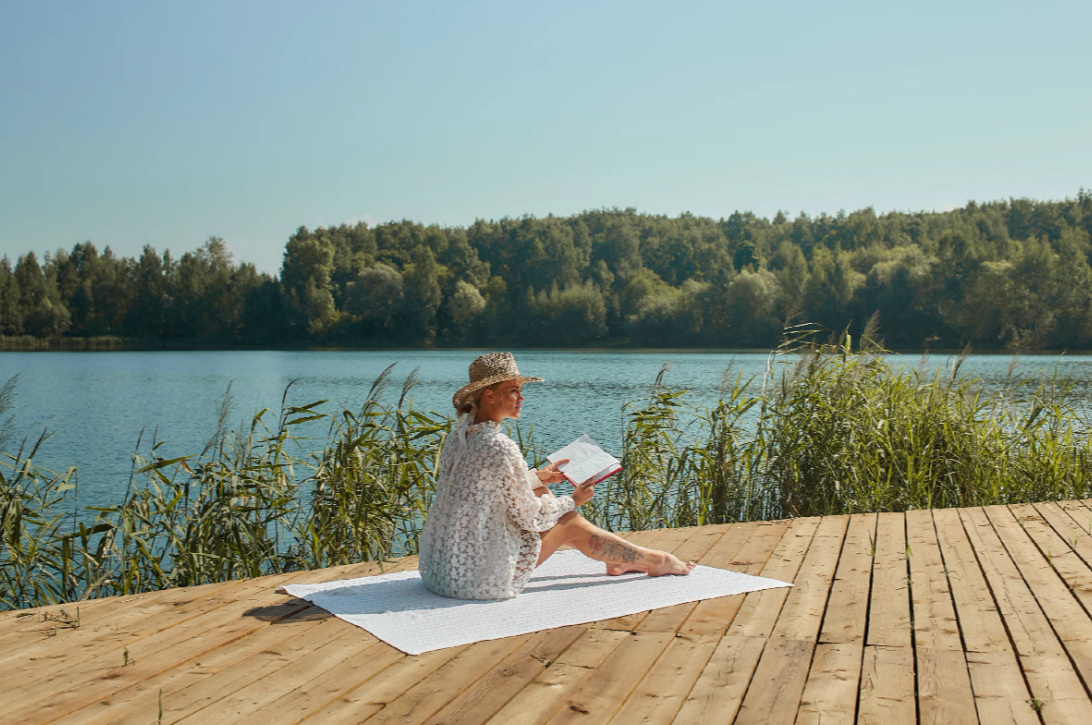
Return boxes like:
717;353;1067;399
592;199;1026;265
547;434;621;486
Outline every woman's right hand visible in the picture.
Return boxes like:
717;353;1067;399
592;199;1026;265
572;481;595;507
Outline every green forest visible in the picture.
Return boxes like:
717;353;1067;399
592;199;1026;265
2;191;1091;349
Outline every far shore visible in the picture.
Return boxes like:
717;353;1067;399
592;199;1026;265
2;334;1092;356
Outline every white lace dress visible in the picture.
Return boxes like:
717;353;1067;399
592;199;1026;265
419;416;576;600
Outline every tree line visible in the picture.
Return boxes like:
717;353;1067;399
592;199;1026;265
2;190;1091;349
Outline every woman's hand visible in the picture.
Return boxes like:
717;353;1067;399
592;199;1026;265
536;459;569;486
572;481;595;507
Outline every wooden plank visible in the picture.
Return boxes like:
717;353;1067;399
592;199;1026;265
796;512;879;724
819;512;876;644
933;508;1037;725
677;520;784;637
916;646;978;725
867;511;911;648
906;509;962;651
1020;654;1092;725
671;636;765;724
905;509;978;725
3;598;308;725
733;638;813;725
668;523;732;564
1016;502;1092;617
958;508;1066;659
0;564;385;665
734;516;848;725
480;664;592;725
482;524;755;725
932;508;1010;653
231;643;404;725
96;609;350;725
0;582;227;653
0;557;401;687
482;631;631;725
4;559;410;723
858;512;915;725
959;506;1092;721
769;515;848;641
599;522;779;724
1058;499;1092;535
648;526;709;554
552;629;631;669
295;645;471;725
725;516;822;639
0;579;252;671
418;626;587;725
794;642;860;725
1034;500;1092;574
606;633;719;725
984;505;1092;689
965;652;1041;725
542;632;675;725
857;645;915;725
167;625;389;725
51;562;415;725
334;635;532;725
536;524;755;725
646;518;811;724
0;577;244;642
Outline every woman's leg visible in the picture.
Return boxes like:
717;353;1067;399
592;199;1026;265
538;511;695;576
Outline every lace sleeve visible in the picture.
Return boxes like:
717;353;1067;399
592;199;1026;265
498;446;575;533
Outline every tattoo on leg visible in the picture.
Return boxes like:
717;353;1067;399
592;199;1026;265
588;534;644;564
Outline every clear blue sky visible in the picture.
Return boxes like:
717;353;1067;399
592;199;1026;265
2;0;1089;274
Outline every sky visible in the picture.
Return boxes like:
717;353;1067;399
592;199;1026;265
1;1;1089;275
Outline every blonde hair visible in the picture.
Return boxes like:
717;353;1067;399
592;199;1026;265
455;382;502;417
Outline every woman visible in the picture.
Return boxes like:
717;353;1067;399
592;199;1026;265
419;352;694;600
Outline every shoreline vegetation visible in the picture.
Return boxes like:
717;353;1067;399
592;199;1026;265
2;192;1092;352
4;333;1092;356
3;328;1091;611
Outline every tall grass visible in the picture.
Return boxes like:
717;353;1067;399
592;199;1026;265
4;335;1092;610
1;365;449;609
585;323;1092;529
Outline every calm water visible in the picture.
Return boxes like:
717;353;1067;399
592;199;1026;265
3;349;1092;510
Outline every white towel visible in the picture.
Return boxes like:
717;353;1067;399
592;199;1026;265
282;549;791;655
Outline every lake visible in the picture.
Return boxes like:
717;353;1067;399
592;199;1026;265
3;349;1092;510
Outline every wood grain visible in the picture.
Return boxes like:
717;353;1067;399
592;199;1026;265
5;506;1092;725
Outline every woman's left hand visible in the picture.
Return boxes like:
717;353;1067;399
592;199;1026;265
536;459;569;485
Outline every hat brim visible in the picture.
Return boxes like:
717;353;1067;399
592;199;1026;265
452;374;544;409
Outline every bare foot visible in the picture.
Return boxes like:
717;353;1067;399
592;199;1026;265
646;552;696;577
606;562;648;575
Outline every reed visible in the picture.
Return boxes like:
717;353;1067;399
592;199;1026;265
586;323;1092;529
3;339;1092;611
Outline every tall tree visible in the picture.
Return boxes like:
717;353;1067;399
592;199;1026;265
281;228;337;337
401;246;442;344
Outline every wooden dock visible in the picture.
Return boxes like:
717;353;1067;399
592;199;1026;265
4;501;1092;724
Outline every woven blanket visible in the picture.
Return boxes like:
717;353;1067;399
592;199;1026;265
281;550;791;655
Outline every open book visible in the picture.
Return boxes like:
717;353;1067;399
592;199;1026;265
546;434;622;487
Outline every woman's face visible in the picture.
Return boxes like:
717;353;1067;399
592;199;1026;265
485;380;524;420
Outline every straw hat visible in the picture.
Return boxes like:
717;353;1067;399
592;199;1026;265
452;352;544;410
